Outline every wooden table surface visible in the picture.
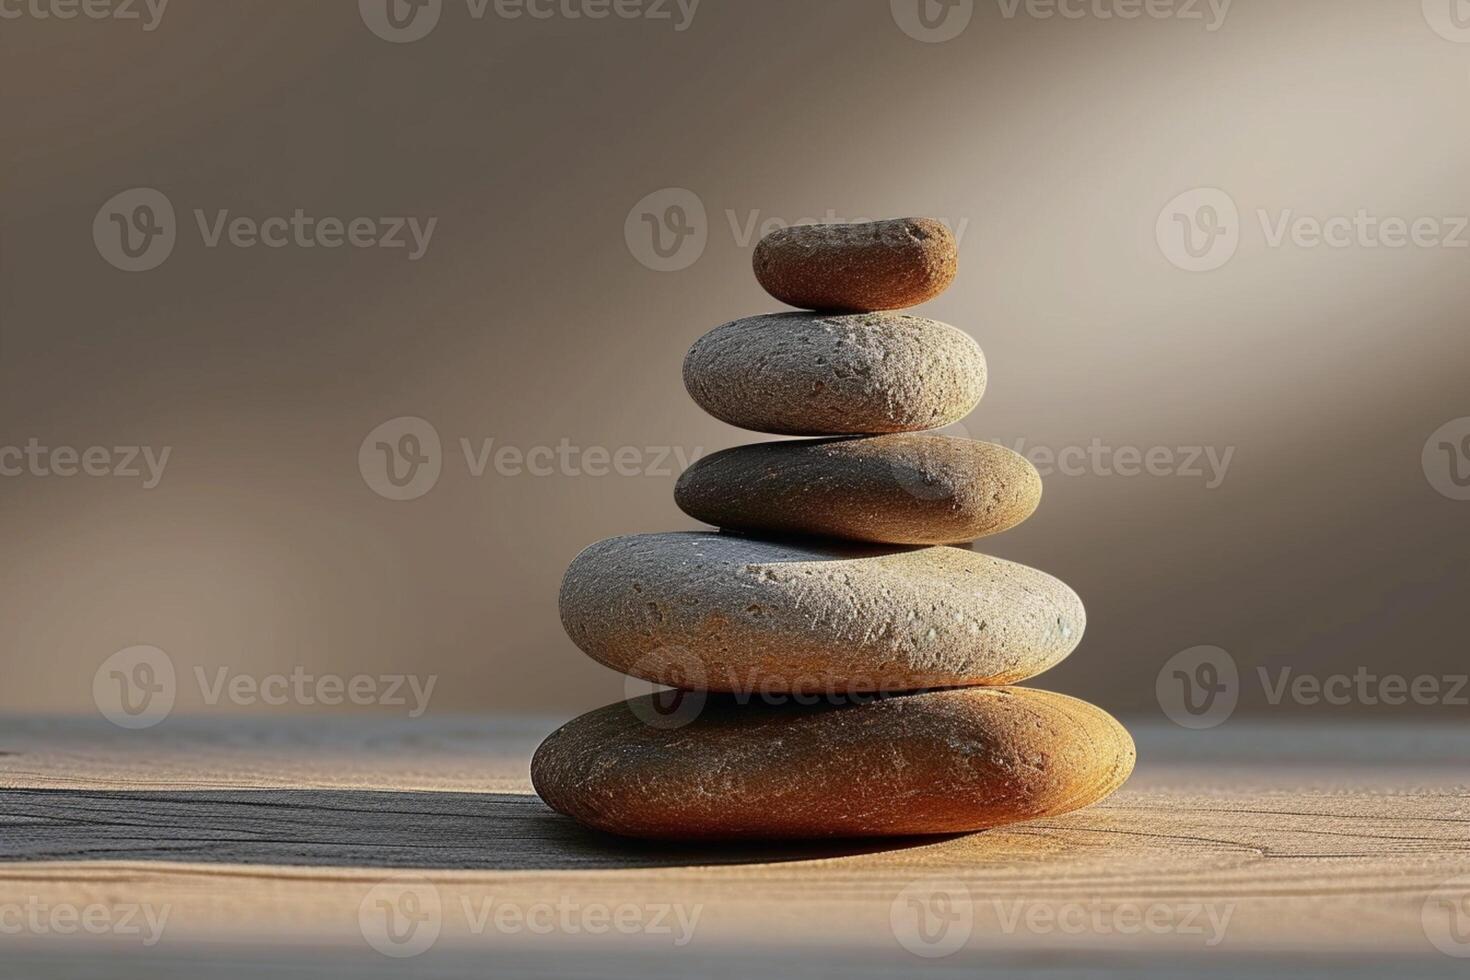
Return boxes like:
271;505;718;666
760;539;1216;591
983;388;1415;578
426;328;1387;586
0;715;1467;977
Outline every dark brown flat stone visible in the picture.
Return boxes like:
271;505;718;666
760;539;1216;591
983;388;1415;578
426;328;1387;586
675;434;1041;545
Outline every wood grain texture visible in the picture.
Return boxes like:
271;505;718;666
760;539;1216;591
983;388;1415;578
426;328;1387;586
0;716;1468;978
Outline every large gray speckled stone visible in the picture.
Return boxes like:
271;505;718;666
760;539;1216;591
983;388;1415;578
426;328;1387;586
682;313;986;436
753;217;958;313
674;434;1042;545
558;532;1084;694
530;687;1135;839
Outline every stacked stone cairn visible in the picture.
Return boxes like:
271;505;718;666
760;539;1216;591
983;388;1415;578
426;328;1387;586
532;218;1135;839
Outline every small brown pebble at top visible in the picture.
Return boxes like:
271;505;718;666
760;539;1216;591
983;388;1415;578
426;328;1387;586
530;686;1136;840
753;217;958;313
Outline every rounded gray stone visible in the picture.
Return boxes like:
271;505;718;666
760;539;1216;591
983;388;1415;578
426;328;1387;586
682;312;986;436
558;532;1084;694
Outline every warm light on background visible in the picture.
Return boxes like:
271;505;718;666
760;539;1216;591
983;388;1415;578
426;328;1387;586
2;0;1467;720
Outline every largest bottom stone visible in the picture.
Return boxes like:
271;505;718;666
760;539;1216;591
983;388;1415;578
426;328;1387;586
531;687;1134;840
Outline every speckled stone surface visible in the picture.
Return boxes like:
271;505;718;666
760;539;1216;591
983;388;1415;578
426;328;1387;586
675;434;1041;545
558;532;1084;694
753;218;958;313
683;312;986;436
531;687;1135;839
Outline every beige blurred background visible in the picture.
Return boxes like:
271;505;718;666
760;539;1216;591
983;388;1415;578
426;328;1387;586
1;0;1467;722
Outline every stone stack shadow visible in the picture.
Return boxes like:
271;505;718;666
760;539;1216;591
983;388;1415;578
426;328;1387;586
533;218;1134;840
